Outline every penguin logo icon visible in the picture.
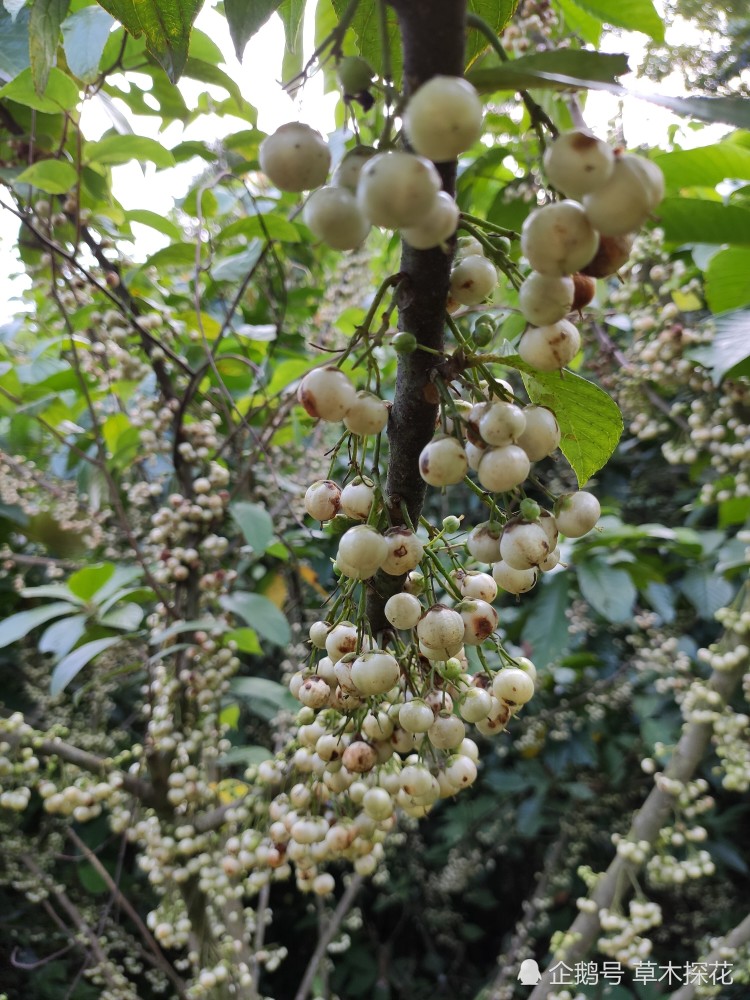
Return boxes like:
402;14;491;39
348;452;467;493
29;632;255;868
517;958;542;985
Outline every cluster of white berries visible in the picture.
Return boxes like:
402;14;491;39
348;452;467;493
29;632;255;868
259;76;483;254
515;131;664;373
596;899;663;967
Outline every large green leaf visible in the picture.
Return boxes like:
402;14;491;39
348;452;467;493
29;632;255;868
705;248;750;314
230;501;275;554
0;602;74;648
225;0;283;60
554;0;602;44
50;635;122;696
99;603;144;630
499;355;622;486
278;0;305;51
0;66;79;111
570;0;663;41
655;144;750;192
0;7;30;78
220;592;291;646
679;568;735;620
94;0;203;82
61;6;114;83
468;50;629;92
85;134;176;168
29;0;70;93
577;558;636;623
658;198;750;247
38;613;87;658
332;0;402;84
15;159;77;194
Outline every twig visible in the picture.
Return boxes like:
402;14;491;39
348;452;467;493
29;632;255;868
66;828;188;998
670;912;750;1000
293;874;365;1000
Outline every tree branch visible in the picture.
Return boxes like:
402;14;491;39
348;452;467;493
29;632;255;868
670;912;750;1000
293;874;365;1000
527;583;750;1000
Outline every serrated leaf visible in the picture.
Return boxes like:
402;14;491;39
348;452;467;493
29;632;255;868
0;602;74;648
225;0;282;60
29;0;69;93
50;636;122;696
500;356;622;486
466;0;518;68
230;501;275;554
94;0;203;82
705;248;750;314
0;65;79;110
38;614;87;658
15;159;77;194
61;6;114;83
220;592;290;646
577;558;636;623
231;675;296;718
571;0;663;41
659;198;750;248
85;134;175;168
468;50;629;92
689;310;750;385
67;563;115;601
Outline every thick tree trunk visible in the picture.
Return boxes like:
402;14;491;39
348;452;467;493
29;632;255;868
368;0;468;633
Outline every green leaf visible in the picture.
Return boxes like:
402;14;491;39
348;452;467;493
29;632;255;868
67;563;115;601
85;134;176;168
220;702;240;729
50;636;122;696
332;0;402;84
577;558;636;623
94;0;203;82
150;617;224;645
94;566;144;605
29;0;70;94
125;209;182;241
554;0;602;44
218;215;302;243
99;602;144;630
225;627;262;654
689;310;750;385
211;244;263;283
679;569;734;620
278;0;305;51
521;573;570;668
220;592;290;646
655;143;750;192
219;744;273;766
570;0;663;41
61;6;114;83
38;614;87;658
225;0;282;60
230;501;275;554
15;158;77;194
0;7;30;78
139;241;196;270
658;198;750;248
466;0;518;67
231;675;296;718
500;357;622;486
468;50;629;92
705;248;750;314
0;65;79;110
0;601;74;648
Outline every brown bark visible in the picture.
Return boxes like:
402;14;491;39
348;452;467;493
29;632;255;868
368;0;468;632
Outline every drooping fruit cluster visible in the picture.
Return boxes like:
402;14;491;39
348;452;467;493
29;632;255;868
516;130;664;372
258;77;485;258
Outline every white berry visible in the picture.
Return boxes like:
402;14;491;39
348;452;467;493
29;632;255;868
357;150;441;229
450;255;498;305
543;130;615;199
297;367;356;421
419;435;468;487
521;200;599;277
303;186;370;250
518;272;574;326
518;319;581;371
259;123;331;192
404;76;483;161
554;491;601;537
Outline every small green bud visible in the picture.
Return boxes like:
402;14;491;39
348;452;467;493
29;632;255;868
442;515;462;533
519;498;541;522
392;331;418;354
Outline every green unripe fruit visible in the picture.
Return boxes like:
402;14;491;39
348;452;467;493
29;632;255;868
519;498;541;522
393;331;418;354
337;56;375;94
